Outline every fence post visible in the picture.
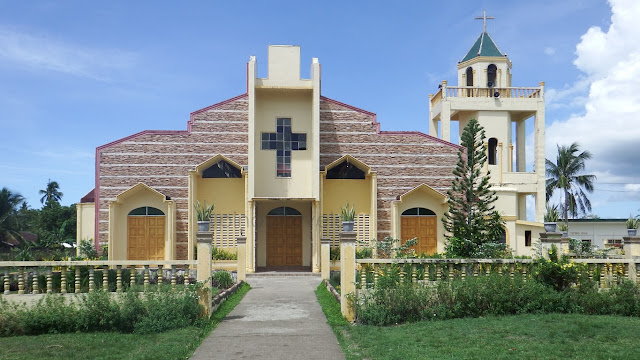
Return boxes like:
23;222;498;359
539;232;562;259
623;236;640;258
196;230;213;318
236;236;247;282
340;231;357;322
321;237;331;280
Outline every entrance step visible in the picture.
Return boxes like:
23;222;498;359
248;272;321;278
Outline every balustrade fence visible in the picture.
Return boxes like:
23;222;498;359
0;260;197;295
354;258;636;290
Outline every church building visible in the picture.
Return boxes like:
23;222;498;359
77;18;546;271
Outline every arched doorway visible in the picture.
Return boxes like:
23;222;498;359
266;207;302;266
127;206;165;260
401;207;437;255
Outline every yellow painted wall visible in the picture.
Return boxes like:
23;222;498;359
322;178;372;214
255;200;312;267
110;187;174;260
195;177;245;214
254;90;314;198
76;202;95;254
392;188;447;253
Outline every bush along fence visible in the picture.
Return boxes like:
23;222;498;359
323;231;640;322
0;230;248;318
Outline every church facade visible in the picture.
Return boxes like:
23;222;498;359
77;25;546;271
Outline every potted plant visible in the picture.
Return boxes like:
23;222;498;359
558;222;569;238
626;215;638;237
341;201;356;232
194;200;214;232
544;204;559;232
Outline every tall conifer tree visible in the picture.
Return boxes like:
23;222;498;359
442;118;504;257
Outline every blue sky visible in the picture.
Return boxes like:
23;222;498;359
0;0;637;219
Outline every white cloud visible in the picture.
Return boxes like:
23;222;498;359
0;26;137;81
544;47;556;56
546;0;640;209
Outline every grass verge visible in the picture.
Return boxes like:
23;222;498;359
0;282;250;360
316;283;640;359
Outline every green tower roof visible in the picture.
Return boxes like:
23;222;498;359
461;32;504;62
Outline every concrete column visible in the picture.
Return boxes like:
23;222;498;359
560;237;570;254
321;237;331;280
312;201;321;273
196;231;213;318
518;194;527;221
516;120;526;172
441;102;451;142
539;232;562;259
340;231;357;322
236;236;247;282
623;237;640;258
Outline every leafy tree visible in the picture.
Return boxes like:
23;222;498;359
39;179;63;205
545;143;596;222
442;119;505;257
0;187;25;245
36;201;76;247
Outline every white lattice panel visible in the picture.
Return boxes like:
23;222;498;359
322;214;370;247
210;214;246;249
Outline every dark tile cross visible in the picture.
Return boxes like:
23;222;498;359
260;118;307;177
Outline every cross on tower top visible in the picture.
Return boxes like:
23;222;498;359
475;10;494;33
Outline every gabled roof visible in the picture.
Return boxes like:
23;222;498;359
461;32;504;62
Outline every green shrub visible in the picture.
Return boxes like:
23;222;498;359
212;270;234;289
330;246;340;260
212;247;237;260
134;288;201;334
357;282;429;326
532;256;582;291
0;286;203;336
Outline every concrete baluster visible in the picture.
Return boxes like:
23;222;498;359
75;267;81;294
61;268;67;294
116;265;123;292
102;266;109;291
157;265;163;288
18;268;24;295
4;269;10;295
143;265;150;292
47;268;53;294
89;268;95;292
32;269;39;294
130;266;136;287
171;265;177;291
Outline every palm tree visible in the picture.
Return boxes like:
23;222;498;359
546;143;596;222
0;187;25;244
39;179;63;205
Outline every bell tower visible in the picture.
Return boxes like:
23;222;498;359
428;11;546;255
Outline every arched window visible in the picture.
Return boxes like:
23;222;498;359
488;138;498;165
401;207;436;216
466;67;473;86
203;160;242;178
326;160;365;179
487;64;497;87
128;207;165;216
267;207;301;216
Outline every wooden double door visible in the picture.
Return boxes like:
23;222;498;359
266;215;302;266
127;216;165;260
401;216;437;255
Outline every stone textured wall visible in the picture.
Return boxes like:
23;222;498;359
97;94;249;259
319;97;459;240
97;94;460;259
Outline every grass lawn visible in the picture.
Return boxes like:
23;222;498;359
316;283;640;360
0;283;250;360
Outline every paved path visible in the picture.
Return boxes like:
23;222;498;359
190;275;345;360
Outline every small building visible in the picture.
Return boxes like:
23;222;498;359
567;219;628;249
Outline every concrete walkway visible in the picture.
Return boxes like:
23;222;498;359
190;275;345;360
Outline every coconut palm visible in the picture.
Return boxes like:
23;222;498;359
546;143;596;222
0;187;25;244
39;179;63;205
